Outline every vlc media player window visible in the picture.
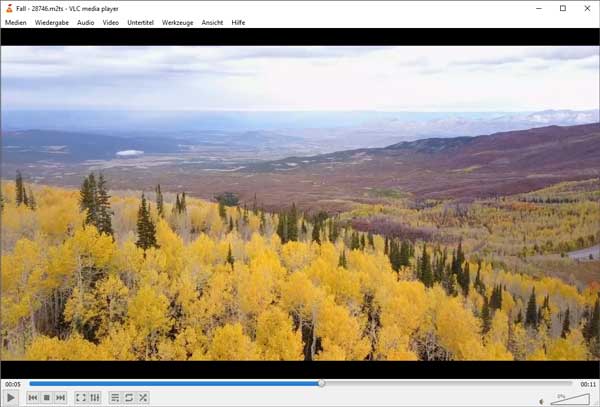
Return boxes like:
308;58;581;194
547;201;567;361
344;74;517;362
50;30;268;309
1;1;599;407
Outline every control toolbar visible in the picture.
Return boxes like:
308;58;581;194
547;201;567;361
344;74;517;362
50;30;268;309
2;379;599;407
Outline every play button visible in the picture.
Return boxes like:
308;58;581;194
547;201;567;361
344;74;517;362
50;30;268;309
3;390;19;406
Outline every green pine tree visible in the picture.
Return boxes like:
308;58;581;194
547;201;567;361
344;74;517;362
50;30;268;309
242;204;249;224
15;170;25;206
155;184;164;218
311;220;321;244
174;194;181;214
180;192;187;213
525;288;538;329
226;244;235;268
330;219;339;243
481;296;492;335
80;176;91;212
389;240;401;272
23;187;29;207
490;285;503;310
419;244;433;287
461;262;470;296
399;240;410;267
218;199;226;219
96;173;113;236
435;247;447;284
561;308;571;338
27;187;36;211
136;193;158;251
277;213;288;243
259;210;266;234
474;261;486;295
287;203;299;242
350;232;360;250
252;193;258;215
585;297;600;341
584;297;600;357
80;173;99;227
338;250;347;268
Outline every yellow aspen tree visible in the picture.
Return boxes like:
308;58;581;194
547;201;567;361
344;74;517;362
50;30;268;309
434;295;486;360
315;296;370;360
157;327;207;361
113;239;145;288
545;329;589;360
207;323;258;360
188;233;217;266
282;241;314;272
236;262;276;328
26;334;109;360
155;219;187;279
196;269;236;332
379;281;428;338
1;238;48;352
255;307;303;360
98;324;138;360
375;324;418;360
281;271;323;334
94;274;130;338
127;285;172;359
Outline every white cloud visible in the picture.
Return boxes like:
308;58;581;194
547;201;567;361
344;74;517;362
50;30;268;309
116;150;144;157
1;46;598;111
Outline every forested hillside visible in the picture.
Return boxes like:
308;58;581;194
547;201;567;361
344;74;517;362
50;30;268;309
1;174;599;360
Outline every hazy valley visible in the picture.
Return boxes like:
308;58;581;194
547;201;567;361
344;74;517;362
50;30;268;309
2;110;599;209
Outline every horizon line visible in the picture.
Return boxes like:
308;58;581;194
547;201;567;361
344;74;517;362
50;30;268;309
2;108;599;113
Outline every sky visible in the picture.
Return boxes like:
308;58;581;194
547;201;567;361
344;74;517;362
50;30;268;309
1;46;598;111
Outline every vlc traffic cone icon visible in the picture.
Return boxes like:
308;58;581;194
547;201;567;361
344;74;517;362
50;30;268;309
6;4;13;13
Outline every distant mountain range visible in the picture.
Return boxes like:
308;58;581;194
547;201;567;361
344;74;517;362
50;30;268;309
2;110;598;165
2;118;599;209
241;123;600;203
281;109;600;150
3;110;596;137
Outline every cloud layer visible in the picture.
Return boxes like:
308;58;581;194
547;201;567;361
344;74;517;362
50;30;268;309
2;46;598;111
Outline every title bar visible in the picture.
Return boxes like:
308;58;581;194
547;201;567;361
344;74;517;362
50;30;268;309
1;1;599;29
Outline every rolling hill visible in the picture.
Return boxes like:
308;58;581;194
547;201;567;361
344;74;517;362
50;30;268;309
2;123;598;211
231;123;600;207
